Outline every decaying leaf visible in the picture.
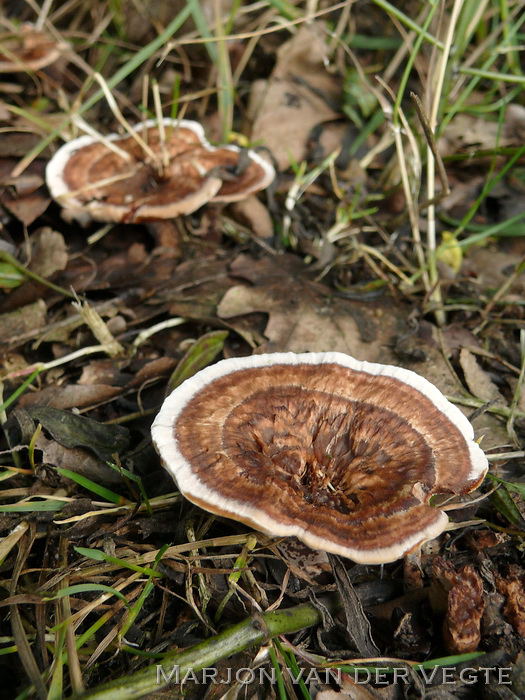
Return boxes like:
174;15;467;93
329;554;380;658
459;348;506;405
35;433;123;485
495;565;525;637
438;111;524;158
250;25;340;170
19;384;122;410
432;557;485;654
27;406;130;462
230;195;274;239
217;254;400;357
27;228;68;278
0;299;47;341
276;537;331;583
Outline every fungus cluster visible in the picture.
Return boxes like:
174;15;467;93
45;119;275;224
152;352;488;565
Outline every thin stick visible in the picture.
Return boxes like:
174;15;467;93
34;0;54;30
152;80;169;172
72;115;132;163
93;72;161;169
425;0;464;326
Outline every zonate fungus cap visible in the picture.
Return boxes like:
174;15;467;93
45;118;275;224
152;352;488;565
0;24;64;72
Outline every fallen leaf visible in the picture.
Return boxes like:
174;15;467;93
27;406;130;462
276;537;331;584
0;299;46;341
217;254;399;357
230;195;274;239
35;433;124;485
436;231;463;275
0;157;50;225
27;228;67;278
432;557;485;655
438;112;521;158
19;384;122;410
495;565;525;637
459;347;506;404
250;25;340;170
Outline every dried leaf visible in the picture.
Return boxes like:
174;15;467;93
27;406;130;461
433;558;485;654
277;537;331;583
230;196;274;239
0;299;46;341
217;255;397;357
329;554;380;658
459;348;505;404
35;434;124;485
19;384;122;410
495;565;525;636
250;25;340;170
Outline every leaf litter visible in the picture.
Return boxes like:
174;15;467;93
1;2;525;699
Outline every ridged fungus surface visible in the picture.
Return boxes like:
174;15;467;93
152;352;488;564
46;119;275;223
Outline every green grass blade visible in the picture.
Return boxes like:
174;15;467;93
54;467;130;505
74;547;163;578
168;330;229;391
0;368;42;412
44;584;131;609
0;500;64;513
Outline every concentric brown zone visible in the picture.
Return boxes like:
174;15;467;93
173;363;476;550
61;128;266;218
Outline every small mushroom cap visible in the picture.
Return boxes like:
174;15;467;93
0;24;64;72
45;118;275;223
152;352;488;565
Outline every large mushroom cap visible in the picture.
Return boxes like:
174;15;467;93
45;118;275;224
152;352;488;565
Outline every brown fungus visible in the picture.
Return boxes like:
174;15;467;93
45;118;275;224
0;24;64;73
151;352;488;564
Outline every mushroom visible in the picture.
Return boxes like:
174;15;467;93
0;24;64;73
45;118;275;224
151;352;488;565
